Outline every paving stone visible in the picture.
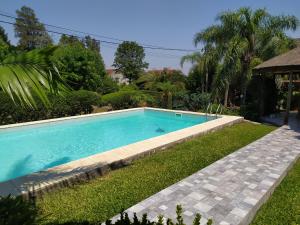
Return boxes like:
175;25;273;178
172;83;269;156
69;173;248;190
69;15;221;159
111;125;300;225
194;202;213;212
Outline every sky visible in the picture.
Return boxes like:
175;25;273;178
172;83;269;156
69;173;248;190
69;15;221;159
1;0;300;74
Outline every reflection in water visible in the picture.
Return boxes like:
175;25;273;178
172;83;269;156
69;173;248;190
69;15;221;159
43;157;71;170
5;156;72;181
5;155;32;180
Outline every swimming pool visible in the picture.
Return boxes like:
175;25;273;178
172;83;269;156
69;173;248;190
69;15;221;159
0;108;214;182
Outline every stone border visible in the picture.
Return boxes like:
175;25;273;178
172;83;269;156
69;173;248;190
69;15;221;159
0;107;243;198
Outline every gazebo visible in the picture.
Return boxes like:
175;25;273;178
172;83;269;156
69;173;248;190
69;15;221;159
254;47;300;124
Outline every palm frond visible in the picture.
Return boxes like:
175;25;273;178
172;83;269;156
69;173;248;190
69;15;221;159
180;52;201;67
0;47;68;108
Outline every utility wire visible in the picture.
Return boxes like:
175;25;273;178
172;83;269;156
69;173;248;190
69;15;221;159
0;12;199;52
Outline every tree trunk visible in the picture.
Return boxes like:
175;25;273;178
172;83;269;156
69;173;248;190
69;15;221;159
224;81;229;107
240;66;249;105
241;85;247;105
205;71;208;93
167;92;172;109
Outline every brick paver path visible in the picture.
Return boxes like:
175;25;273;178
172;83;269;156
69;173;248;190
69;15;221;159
112;125;300;225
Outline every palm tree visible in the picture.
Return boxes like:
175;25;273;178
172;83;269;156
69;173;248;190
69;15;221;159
194;7;298;104
181;45;218;93
0;47;66;108
215;38;245;107
156;82;179;109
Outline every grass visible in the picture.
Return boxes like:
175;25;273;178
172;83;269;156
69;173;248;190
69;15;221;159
37;122;275;224
250;159;300;225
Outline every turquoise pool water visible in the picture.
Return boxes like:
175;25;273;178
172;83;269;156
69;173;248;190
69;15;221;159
0;109;211;182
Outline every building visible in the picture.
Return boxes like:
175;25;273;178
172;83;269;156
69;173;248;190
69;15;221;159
106;69;129;84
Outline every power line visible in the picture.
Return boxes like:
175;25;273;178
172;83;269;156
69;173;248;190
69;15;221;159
101;42;185;59
0;11;199;52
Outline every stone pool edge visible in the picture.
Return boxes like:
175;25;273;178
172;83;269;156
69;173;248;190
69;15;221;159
0;107;243;198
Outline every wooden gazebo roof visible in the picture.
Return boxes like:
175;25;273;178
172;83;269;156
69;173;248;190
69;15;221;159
254;47;300;74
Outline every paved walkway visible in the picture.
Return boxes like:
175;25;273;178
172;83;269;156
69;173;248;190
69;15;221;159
112;124;300;225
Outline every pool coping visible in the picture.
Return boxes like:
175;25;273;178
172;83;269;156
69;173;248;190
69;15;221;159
0;107;243;198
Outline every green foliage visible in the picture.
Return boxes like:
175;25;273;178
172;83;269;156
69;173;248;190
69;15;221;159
0;25;10;46
190;7;299;105
0;37;10;61
135;70;186;109
0;90;100;125
181;46;218;94
66;90;100;114
185;68;205;93
192;214;201;225
113;41;148;83
97;75;119;95
173;92;211;111
84;35;100;53
0;195;38;225
0;25;11;61
59;34;83;46
38;122;275;224
0;46;67;108
101;90;155;109
105;205;212;225
51;42;106;91
15;6;52;50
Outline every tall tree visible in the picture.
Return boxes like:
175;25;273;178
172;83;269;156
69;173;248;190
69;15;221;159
59;34;82;46
0;26;11;61
14;6;52;50
194;7;298;104
52;41;106;91
113;41;148;83
181;45;218;93
0;26;10;46
84;35;100;53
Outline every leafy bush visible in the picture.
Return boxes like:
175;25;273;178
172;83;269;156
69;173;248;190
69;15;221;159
66;90;100;115
101;90;155;110
51;43;106;91
0;195;38;225
173;92;211;111
0;90;100;125
97;75;119;95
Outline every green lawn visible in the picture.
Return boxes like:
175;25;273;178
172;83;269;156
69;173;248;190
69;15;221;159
37;122;275;224
250;159;300;225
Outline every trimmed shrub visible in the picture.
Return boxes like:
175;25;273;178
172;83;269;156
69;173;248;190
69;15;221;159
66;90;100;115
0;90;100;125
101;90;155;110
97;75;119;95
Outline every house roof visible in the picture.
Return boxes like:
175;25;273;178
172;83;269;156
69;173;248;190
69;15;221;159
106;69;115;76
254;47;300;74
